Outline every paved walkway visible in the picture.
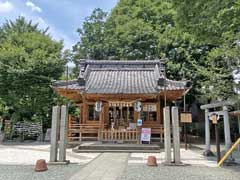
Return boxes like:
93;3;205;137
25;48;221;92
69;153;129;180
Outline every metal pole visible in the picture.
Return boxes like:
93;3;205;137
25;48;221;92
65;66;69;97
183;75;187;150
184;123;187;150
164;61;167;107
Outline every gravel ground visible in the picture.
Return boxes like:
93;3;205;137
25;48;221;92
118;164;240;180
0;164;82;180
0;142;239;180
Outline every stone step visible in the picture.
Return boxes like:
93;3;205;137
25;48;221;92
73;149;161;153
73;143;162;153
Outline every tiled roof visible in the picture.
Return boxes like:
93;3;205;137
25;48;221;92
86;69;158;94
53;60;190;94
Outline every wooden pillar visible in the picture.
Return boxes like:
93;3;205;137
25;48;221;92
127;106;129;127
82;103;87;124
120;106;123;127
160;99;163;125
104;102;109;128
114;106;116;129
101;104;105;129
157;95;161;123
82;95;87;124
134;111;138;123
80;104;83;124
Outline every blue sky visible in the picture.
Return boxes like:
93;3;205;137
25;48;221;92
0;0;118;49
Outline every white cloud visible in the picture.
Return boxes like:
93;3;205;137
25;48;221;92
0;1;14;13
25;1;42;13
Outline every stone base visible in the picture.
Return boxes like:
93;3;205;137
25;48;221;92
203;150;214;157
48;160;70;165
162;161;189;166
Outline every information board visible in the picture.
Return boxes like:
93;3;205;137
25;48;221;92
141;128;151;143
180;112;192;123
137;119;142;126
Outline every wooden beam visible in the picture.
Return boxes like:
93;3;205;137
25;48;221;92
159;90;185;101
85;93;158;101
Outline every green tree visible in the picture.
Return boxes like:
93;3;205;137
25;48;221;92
0;17;66;127
173;0;240;101
73;1;206;102
73;8;107;60
74;0;240;102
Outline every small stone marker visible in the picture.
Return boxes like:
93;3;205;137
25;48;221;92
35;159;48;172
147;156;157;166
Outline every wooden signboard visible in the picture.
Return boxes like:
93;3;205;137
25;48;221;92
180;112;192;123
143;105;157;112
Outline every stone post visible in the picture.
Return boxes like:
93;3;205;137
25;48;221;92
172;106;181;164
59;105;68;162
223;106;231;151
163;107;171;164
203;109;213;156
50;106;60;162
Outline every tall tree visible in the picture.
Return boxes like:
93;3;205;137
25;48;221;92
73;8;107;60
73;1;205;102
173;0;240;101
0;17;66;125
73;0;239;102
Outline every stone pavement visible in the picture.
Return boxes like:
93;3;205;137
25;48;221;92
69;153;129;180
0;143;99;165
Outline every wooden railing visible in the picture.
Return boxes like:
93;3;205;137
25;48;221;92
68;124;105;143
100;129;140;143
150;125;164;142
68;122;165;144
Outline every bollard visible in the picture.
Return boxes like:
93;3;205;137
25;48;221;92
35;159;48;172
147;156;158;166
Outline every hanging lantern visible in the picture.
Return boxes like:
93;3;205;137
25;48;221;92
95;101;102;112
134;101;142;112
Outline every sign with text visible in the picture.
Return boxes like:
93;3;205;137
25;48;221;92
141;128;151;142
180;112;192;123
137;119;142;126
143;105;157;112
